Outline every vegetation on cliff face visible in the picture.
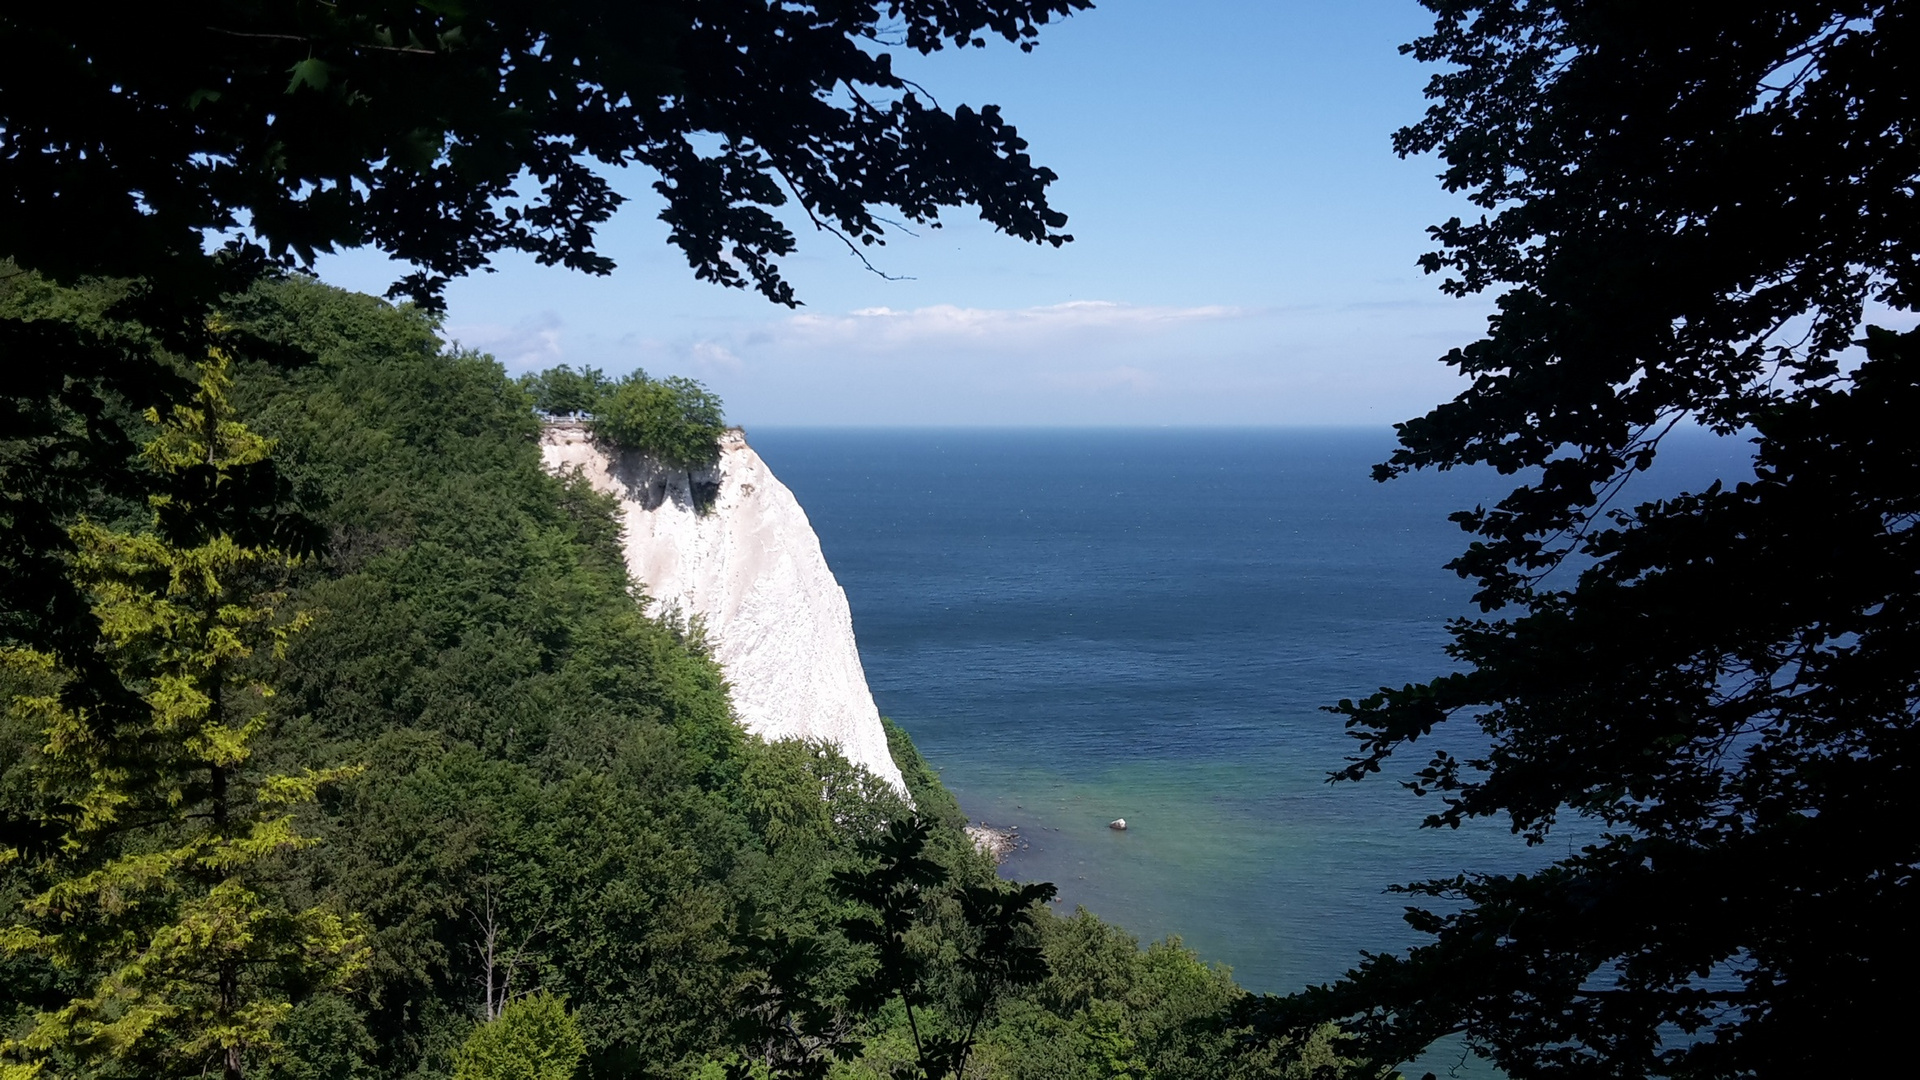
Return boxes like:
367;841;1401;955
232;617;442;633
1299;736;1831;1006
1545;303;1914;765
3;277;1354;1080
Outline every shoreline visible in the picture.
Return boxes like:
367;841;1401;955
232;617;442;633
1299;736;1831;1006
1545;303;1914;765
965;822;1026;864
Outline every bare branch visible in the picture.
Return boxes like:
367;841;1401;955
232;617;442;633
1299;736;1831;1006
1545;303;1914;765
204;26;438;56
774;170;916;283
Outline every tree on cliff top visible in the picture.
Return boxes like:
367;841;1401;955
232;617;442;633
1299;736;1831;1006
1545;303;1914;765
594;372;727;470
1248;4;1920;1077
519;365;612;417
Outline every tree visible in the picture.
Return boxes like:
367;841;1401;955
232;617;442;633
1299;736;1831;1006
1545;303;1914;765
2;0;1085;725
1249;4;1920;1078
732;817;1055;1080
594;372;727;469
835;818;1055;1080
0;351;364;1080
450;993;585;1080
2;0;1081;313
518;365;612;417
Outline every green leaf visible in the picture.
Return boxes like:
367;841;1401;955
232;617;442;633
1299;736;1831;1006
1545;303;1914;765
285;59;332;94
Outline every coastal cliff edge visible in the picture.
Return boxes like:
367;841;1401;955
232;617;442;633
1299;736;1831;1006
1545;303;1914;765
540;421;908;795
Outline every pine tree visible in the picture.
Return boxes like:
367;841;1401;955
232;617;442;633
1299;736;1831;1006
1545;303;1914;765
0;348;364;1080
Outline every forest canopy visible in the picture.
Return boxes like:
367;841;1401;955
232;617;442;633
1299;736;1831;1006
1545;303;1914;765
0;276;1357;1080
1;0;1083;311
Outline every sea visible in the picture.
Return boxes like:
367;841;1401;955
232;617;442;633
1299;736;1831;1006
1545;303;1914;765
750;427;1748;1066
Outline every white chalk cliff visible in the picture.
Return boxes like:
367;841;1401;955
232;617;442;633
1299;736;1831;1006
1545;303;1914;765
540;421;906;794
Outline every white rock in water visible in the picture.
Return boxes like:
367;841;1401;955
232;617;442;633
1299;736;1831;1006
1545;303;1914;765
1109;818;1127;831
541;422;906;795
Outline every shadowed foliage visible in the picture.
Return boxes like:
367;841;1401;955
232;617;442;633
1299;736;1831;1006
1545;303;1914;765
2;0;1084;760
1246;4;1920;1077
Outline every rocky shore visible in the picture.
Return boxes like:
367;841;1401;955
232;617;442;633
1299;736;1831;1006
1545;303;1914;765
965;822;1025;864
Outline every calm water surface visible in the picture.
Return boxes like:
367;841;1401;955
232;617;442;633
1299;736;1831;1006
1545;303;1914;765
751;428;1743;1008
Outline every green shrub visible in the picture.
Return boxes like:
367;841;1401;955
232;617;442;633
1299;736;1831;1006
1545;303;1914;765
592;373;725;468
263;995;378;1080
519;365;611;415
451;993;585;1080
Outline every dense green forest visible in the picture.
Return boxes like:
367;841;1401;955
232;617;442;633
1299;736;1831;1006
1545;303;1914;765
1;276;1352;1080
9;1;1910;1074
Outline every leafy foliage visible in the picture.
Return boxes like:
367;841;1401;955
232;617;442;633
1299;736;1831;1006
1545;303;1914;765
2;1;1081;312
999;912;1356;1080
593;373;727;470
519;366;613;418
0;352;364;1080
1249;4;1920;1078
0;268;317;781
832;818;1057;1080
451;993;586;1080
723;816;1050;1080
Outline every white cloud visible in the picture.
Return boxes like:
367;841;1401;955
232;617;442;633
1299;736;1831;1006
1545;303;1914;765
781;301;1250;351
689;340;745;372
445;311;564;371
513;294;1487;425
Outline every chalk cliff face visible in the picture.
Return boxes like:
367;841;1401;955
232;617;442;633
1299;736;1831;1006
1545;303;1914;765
540;421;907;794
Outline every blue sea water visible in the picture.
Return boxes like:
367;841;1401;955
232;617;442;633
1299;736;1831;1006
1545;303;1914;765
750;428;1745;1008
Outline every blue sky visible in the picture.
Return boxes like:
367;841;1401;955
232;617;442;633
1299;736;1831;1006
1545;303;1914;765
316;0;1494;426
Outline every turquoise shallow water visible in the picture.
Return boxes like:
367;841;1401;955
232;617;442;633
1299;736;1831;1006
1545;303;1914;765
750;428;1744;1012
